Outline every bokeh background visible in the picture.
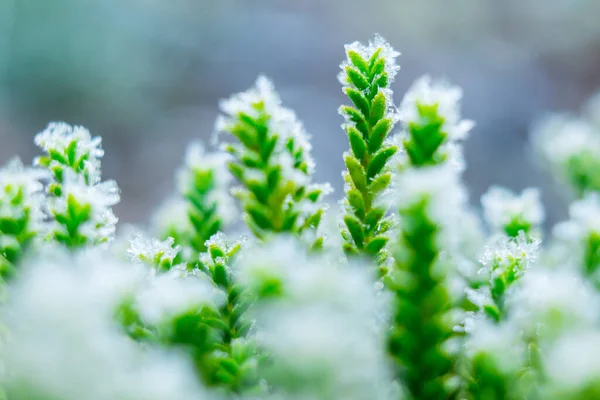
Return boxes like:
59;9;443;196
2;0;600;228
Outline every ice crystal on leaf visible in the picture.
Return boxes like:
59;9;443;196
481;186;545;238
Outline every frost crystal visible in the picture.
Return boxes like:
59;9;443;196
481;186;544;236
239;238;394;399
554;192;600;243
216;76;315;177
135;270;222;325
0;158;47;230
480;232;540;283
2;252;208;400
127;232;181;271
339;34;401;85
544;330;600;397
392;165;469;246
465;317;526;374
399;75;474;142
34;122;104;184
532;114;600;194
49;172;120;245
508;269;600;338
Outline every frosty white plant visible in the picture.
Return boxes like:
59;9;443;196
338;35;400;267
388;166;469;399
481;186;544;239
215;76;330;247
553;193;600;286
2;251;212;400
236;237;395;400
153;142;235;264
0;159;46;279
34;122;120;248
398;75;473;170
5;36;600;400
532;113;600;196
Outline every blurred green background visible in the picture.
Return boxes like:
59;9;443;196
2;0;600;226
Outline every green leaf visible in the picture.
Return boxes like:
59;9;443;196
368;118;392;154
246;205;271;230
369;172;392;193
343;242;359;255
367;147;397;180
347;127;367;161
344;155;367;192
367;47;382;70
365;207;385;231
344;215;364;248
369;90;387;125
369;57;385;79
347;50;369;74
344;88;370;118
345;66;370;91
347;189;366;220
365;236;388;255
340;105;369;139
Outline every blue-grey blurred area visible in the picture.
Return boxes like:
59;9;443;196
2;0;600;226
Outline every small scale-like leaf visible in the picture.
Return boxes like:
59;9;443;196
344;155;367;192
365;207;386;230
366;236;389;255
368;118;392;154
340;105;369;138
344;215;364;248
369;91;387;125
367;147;397;180
369;57;385;79
347;50;369;74
344;88;370;118
369;172;392;194
347;189;366;220
347;127;367;161
345;66;370;91
246;205;271;231
213;263;229;288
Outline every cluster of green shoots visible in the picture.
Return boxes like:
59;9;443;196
2;35;600;400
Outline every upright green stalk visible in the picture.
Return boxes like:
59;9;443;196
388;76;474;399
34;122;120;249
215;76;330;247
153;142;235;265
338;35;400;267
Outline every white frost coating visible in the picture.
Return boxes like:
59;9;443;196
554;192;600;243
238;238;394;399
49;172;120;243
339;34;401;85
136;270;222;325
481;186;545;233
127;232;181;267
151;197;193;236
0;158;47;228
215;76;315;177
255;305;395;400
177;141;236;226
34;122;104;183
237;237;388;321
398;75;475;142
544;330;600;394
391;165;469;250
2;252;208;400
465;317;526;374
532;114;600;167
480;232;540;283
508;269;600;338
